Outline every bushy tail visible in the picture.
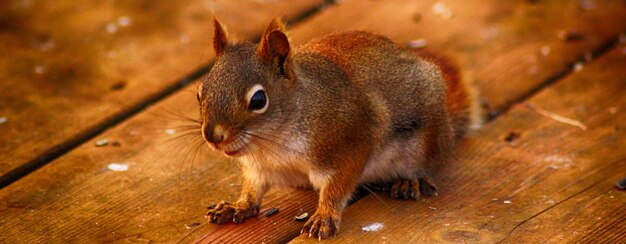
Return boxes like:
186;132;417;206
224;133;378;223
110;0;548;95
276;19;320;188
416;50;484;139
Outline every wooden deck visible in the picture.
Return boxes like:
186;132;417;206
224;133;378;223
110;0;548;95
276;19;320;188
1;0;624;243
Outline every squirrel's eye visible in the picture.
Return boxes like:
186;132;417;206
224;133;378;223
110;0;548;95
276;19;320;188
246;84;268;114
249;90;267;112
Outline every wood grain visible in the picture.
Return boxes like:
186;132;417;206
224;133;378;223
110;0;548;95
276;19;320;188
0;83;319;242
288;0;626;114
0;0;325;178
1;0;624;243
289;47;626;243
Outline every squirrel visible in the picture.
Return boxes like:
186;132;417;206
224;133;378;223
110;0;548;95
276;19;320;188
199;17;482;240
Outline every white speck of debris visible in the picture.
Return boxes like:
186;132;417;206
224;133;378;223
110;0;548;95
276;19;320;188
95;139;109;147
106;22;118;33
443;223;450;227
432;2;454;19
165;129;177;135
407;38;427;49
429;206;437;210
34;65;45;74
0;117;7;124
492;198;498;201
545;155;570;163
361;222;384;232
107;163;129;172
503;200;512;204
117;16;132;27
572;62;584;72
546;200;556;205
488;215;495;219
608;107;617;114
180;35;190;44
540;46;550;56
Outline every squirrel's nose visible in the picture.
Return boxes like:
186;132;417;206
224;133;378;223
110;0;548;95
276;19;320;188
202;123;227;144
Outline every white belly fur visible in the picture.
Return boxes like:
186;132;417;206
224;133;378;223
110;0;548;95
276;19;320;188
240;134;424;190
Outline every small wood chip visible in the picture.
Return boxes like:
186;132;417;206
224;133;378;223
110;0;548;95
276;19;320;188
616;178;626;190
264;207;279;217
527;104;587;130
556;30;584;42
110;81;126;91
95;139;109;147
295;212;309;222
412;13;422;22
185;222;201;229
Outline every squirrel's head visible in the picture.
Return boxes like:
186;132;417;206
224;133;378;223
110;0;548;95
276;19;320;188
198;17;295;157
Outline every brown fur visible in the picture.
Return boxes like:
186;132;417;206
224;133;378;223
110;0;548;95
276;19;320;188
200;17;482;240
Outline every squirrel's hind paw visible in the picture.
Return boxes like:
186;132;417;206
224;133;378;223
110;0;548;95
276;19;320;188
390;177;438;200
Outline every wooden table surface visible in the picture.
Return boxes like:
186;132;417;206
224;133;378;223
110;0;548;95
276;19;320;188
1;0;624;243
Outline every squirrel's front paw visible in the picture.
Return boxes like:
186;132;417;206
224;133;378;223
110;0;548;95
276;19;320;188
206;201;259;224
301;212;340;240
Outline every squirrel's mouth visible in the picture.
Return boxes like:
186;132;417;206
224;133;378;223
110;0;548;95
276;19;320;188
218;136;249;157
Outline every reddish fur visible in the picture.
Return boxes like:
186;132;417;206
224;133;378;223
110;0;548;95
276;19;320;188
299;33;388;77
414;50;473;139
204;18;480;240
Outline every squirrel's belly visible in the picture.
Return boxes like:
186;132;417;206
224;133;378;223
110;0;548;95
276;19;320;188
358;136;427;184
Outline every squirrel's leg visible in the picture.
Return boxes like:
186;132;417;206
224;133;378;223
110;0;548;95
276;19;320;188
206;167;268;224
302;154;368;240
414;117;455;197
388;120;447;200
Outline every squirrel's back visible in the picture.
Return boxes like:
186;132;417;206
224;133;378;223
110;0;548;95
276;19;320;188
298;31;482;140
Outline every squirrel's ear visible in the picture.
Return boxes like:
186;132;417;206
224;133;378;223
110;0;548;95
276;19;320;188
257;18;293;79
212;16;229;57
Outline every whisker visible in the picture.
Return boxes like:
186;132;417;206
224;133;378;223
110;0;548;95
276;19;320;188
360;185;391;210
179;138;205;183
148;106;201;124
244;131;306;156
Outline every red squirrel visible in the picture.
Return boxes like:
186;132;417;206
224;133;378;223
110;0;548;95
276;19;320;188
199;17;482;240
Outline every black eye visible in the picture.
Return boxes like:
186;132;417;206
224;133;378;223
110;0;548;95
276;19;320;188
248;90;267;112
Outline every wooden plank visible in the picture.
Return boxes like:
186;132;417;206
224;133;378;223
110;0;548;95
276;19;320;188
288;47;626;243
505;175;626;243
0;80;320;242
288;0;626;114
0;0;325;178
0;0;624;243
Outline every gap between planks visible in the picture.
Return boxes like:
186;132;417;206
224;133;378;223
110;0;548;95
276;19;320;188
0;1;336;190
488;33;625;121
280;33;626;243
